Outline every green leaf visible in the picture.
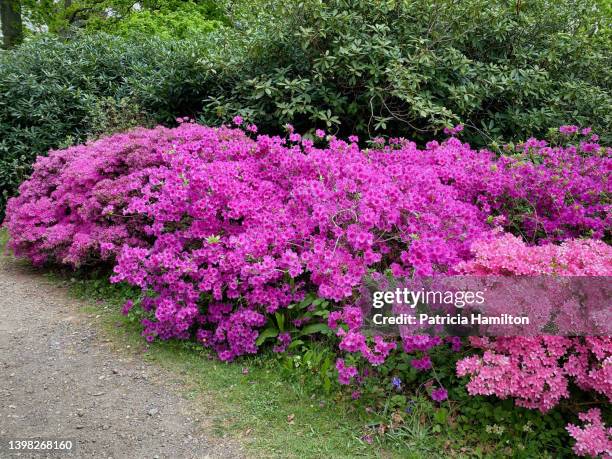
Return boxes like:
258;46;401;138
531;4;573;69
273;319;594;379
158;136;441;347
434;408;448;424
255;327;279;346
299;323;330;335
275;312;286;331
288;339;304;350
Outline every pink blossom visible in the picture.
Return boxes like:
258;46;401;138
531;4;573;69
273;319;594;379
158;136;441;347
431;387;448;402
566;409;612;457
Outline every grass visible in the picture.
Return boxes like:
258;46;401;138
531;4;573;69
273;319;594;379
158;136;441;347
0;228;8;248
44;268;445;459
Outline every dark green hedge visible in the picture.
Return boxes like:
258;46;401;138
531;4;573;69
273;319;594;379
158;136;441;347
199;0;611;147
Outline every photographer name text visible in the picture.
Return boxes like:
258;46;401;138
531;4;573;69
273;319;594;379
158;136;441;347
372;313;530;326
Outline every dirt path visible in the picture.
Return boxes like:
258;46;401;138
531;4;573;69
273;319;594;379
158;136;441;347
0;255;245;459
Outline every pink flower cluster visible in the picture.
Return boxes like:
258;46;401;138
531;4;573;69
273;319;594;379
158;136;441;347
433;136;611;243
458;233;612;276
566;409;612;458
457;237;611;408
457;235;611;455
329;306;396;370
448;234;612;336
4;124;247;266
456;336;611;412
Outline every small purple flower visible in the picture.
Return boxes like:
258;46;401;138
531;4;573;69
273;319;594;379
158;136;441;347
446;336;462;352
431;387;448;402
351;390;361;400
348;135;359;143
444;124;464;136
391;376;402;390
581;127;592;136
315;129;326;139
273;332;292;353
246;124;258;133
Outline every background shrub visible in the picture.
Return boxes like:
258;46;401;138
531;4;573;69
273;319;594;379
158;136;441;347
21;0;225;39
84;0;225;39
0;33;213;213
199;0;611;147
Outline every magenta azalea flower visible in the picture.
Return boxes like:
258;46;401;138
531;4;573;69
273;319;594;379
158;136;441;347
431;388;448;402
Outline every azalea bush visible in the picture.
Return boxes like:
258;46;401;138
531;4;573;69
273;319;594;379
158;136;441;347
110;122;493;359
3;121;611;455
455;235;612;456
445;132;611;243
330;233;612;456
4;123;260;267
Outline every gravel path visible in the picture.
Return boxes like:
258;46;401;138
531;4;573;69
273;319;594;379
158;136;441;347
0;255;245;459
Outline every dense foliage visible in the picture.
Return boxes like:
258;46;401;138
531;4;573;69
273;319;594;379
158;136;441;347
200;0;612;147
0;34;211;213
84;0;224;39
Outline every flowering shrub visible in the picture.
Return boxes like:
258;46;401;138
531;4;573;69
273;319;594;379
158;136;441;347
457;233;612;276
5;128;162;266
4;121;611;455
329;306;396;378
4;123;247;266
566;409;612;458
456;234;612;455
456;336;611;412
432;132;611;243
110;127;494;360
